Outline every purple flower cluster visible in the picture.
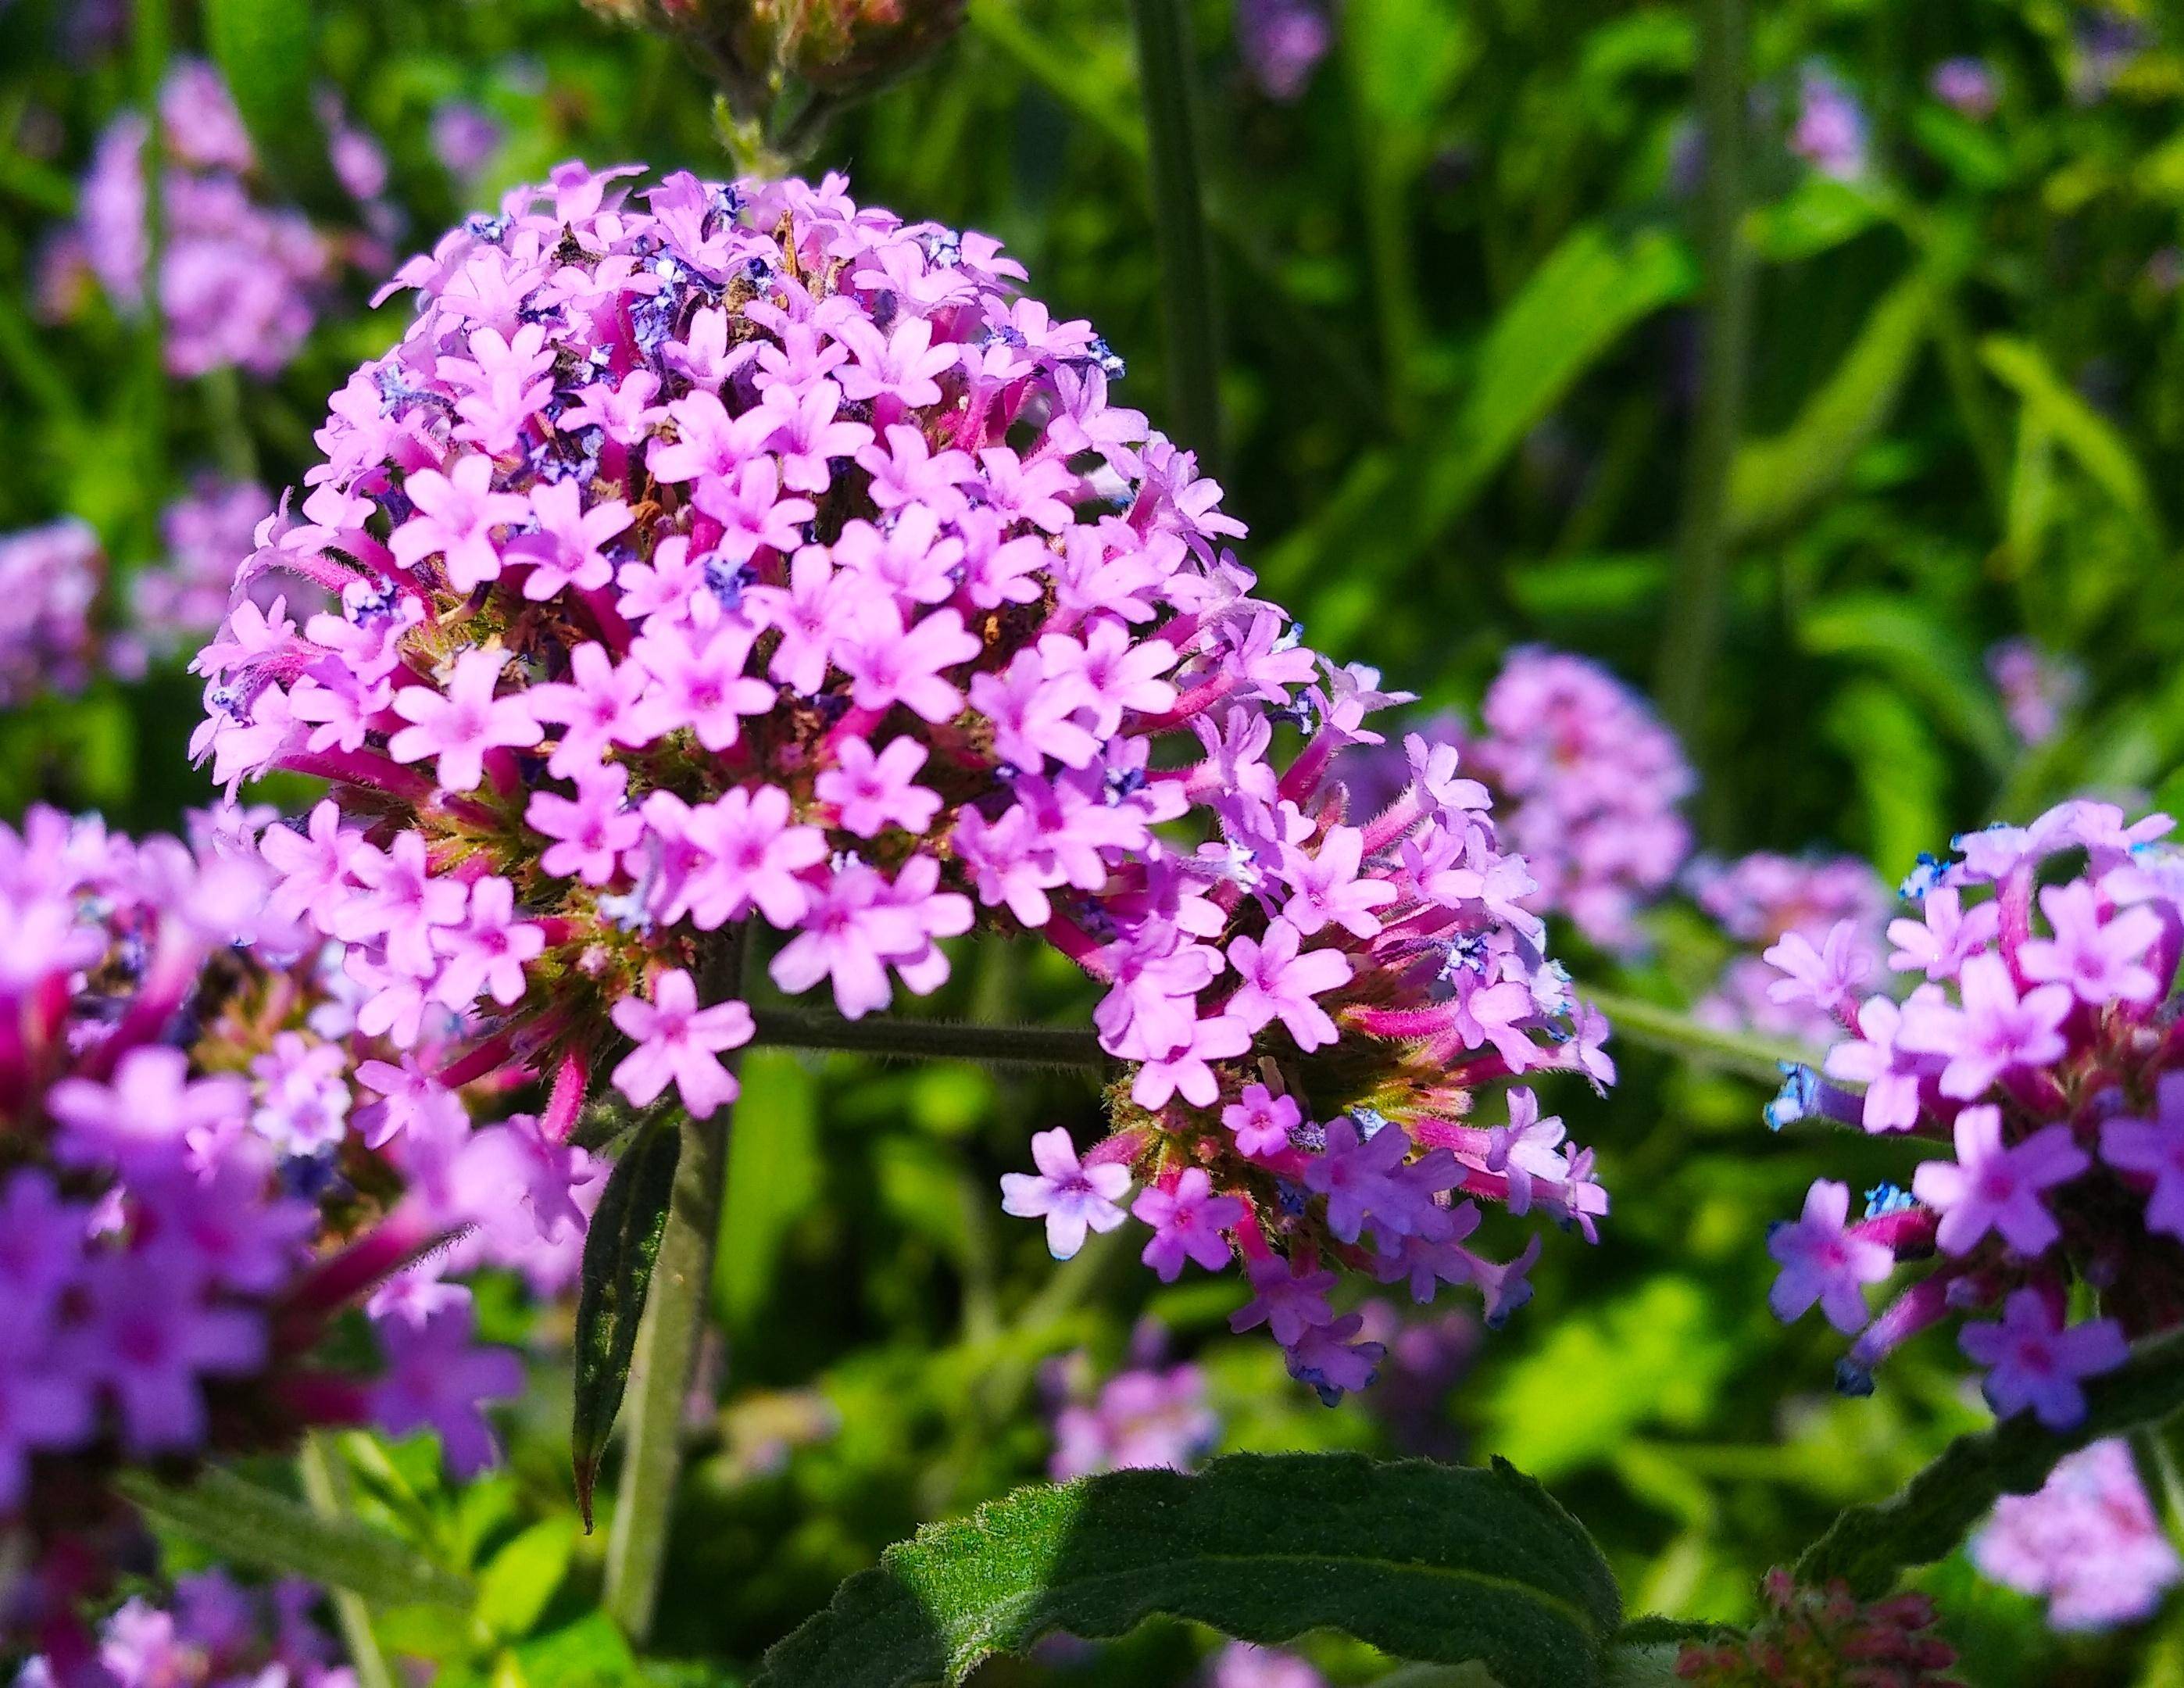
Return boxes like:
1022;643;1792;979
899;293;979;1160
1235;0;1331;102
75;62;337;378
1790;66;1870;181
131;478;279;661
1207;1643;1326;1688
0;519;104;706
1464;648;1693;956
1987;638;2081;751
1971;1439;2180;1630
1764;801;2184;1429
188;163;1611;1404
1931;57;2000;121
1691;850;1891;1048
1048;1357;1217;1479
0;805;536;1633
13;1572;350;1688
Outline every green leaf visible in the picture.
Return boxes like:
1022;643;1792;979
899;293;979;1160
1726;267;1935;541
1797;593;2016;772
571;1114;682;1529
509;1613;645;1687
1980;335;2164;548
753;1453;1621;1688
120;1466;472;1611
1265;223;1693;641
202;0;334;203
1795;1326;2184;1597
477;1518;579;1640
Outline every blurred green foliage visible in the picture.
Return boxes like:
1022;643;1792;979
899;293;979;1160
9;0;2184;1681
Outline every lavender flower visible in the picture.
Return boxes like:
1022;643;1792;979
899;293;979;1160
1790;66;1869;181
1987;638;2082;749
12;1570;351;1688
1235;0;1331;102
1763;801;2184;1429
1930;57;1999;121
1971;1439;2181;1630
0;519;104;705
1049;1359;1217;1479
1691;851;1891;1048
431;101;503;180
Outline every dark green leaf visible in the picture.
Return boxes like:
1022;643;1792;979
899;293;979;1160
753;1453;1621;1688
1796;1326;2184;1597
119;1466;471;1610
202;0;334;204
571;1114;682;1529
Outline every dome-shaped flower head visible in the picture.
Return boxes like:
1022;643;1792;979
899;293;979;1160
1763;800;2184;1430
0;806;542;1642
1971;1438;2180;1631
1675;1570;1960;1686
192;163;1612;1404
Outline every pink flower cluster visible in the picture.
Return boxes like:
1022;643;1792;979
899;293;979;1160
1464;648;1693;956
1676;1571;1959;1686
1691;849;1890;1048
1986;638;2081;751
1971;1439;2180;1630
14;1572;350;1688
73;62;345;378
189;163;1610;1404
1207;1643;1326;1688
1047;1355;1217;1479
0;519;104;706
0;805;537;1636
1764;801;2184;1429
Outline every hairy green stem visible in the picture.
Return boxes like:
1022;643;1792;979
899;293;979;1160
1581;988;1811;1089
1128;0;1222;466
298;1436;397;1688
749;1007;1108;1075
603;924;752;1643
1653;0;1751;754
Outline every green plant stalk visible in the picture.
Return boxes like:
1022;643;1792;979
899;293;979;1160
1579;988;1809;1089
131;0;170;515
1653;0;1751;755
1127;0;1222;467
748;1006;1107;1073
602;923;752;1643
297;1436;398;1688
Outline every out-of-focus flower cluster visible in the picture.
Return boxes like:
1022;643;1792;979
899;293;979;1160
0;804;560;1639
131;477;279;663
1046;1348;1217;1479
13;1572;349;1688
1986;638;2081;752
1675;1571;1959;1686
1206;1643;1325;1688
189;163;1611;1404
58;61;386;378
0;520;104;706
1332;648;1693;957
1235;0;1331;103
1764;801;2184;1429
1971;1438;2180;1631
1691;849;1890;1050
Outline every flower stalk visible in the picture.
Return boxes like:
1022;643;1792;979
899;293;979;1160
748;1007;1109;1073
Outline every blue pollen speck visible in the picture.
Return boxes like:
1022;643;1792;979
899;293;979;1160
1764;1062;1819;1132
1352;1106;1391;1139
703;555;754;610
1899;852;1948;902
1864;1182;1915;1218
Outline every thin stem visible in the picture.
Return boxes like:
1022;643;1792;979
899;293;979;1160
203;363;261;484
1581;987;1813;1089
1653;0;1751;756
297;1436;397;1688
131;0;170;519
1128;0;1222;467
602;924;752;1643
749;1007;1108;1074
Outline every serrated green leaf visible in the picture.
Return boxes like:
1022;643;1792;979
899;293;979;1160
754;1453;1621;1688
571;1114;682;1529
202;0;335;204
1796;1326;2184;1597
120;1466;471;1611
477;1518;578;1640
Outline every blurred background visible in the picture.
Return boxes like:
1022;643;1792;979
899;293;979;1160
4;0;2184;1682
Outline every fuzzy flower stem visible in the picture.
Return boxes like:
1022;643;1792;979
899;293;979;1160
604;921;751;1645
1582;986;1812;1088
748;1007;1109;1074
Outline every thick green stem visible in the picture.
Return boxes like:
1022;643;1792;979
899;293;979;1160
1128;0;1222;467
298;1436;397;1688
1581;988;1812;1089
602;924;751;1643
1653;0;1751;755
749;1007;1108;1074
